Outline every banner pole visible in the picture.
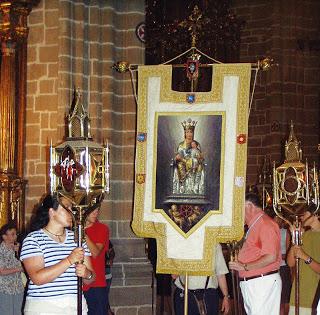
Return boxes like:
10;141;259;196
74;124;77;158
184;272;188;315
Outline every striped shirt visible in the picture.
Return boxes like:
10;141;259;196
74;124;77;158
20;229;90;299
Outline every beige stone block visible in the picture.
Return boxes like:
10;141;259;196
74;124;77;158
112;181;134;201
100;38;114;54
59;19;72;38
116;47;144;64
125;269;153;282
109;285;152;307
27;47;38;63
138;306;153;315
26;109;40;123
28;175;46;186
26;124;41;143
59;1;71;19
34;161;49;176
100;7;114;25
113;13;144;31
27;64;47;80
89;5;99;23
25;144;40;159
89;43;99;59
39;79;55;94
112;95;136;114
39;46;59;63
112;239;147;262
45;11;59;28
28;10;44;25
111;164;134;182
40;112;50;129
25;161;36;177
117;221;136;238
29;25;45;44
25;183;44;198
88;25;99;42
101;76;115;94
25;199;38;218
111;113;135;132
111;146;135;164
48;63;58;78
45;28;58;45
40;130;57;148
112;164;134;183
45;0;59;10
27;81;38;95
114;307;138;315
106;201;133;220
35;95;58;111
74;23;85;39
26;96;35;111
73;2;85;21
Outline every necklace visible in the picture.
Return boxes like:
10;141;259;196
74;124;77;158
43;227;65;242
245;213;264;239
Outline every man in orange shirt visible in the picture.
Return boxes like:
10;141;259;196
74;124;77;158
229;193;282;315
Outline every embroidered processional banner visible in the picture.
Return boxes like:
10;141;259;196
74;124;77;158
132;64;251;275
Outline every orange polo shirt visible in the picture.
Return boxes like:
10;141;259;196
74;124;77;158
238;210;281;278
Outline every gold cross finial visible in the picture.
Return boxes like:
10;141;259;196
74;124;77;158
178;6;209;47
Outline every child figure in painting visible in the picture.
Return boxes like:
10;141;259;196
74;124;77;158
190;140;201;172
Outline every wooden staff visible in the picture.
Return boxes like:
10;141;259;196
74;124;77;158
184;272;188;315
292;216;302;315
295;257;300;315
227;242;238;315
76;209;84;315
227;241;244;315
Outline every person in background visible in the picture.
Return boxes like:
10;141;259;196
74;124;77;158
274;215;292;315
173;243;230;315
20;194;95;315
287;205;320;315
293;245;320;315
105;241;115;315
0;223;25;315
83;207;109;315
229;193;282;315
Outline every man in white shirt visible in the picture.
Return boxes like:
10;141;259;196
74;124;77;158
173;244;230;315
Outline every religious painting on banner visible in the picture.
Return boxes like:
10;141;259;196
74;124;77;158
132;64;251;275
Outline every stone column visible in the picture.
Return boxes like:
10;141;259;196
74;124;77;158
0;0;40;230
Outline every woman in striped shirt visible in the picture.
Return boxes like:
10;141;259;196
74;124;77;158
21;194;95;315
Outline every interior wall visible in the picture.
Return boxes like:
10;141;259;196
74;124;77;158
26;0;151;313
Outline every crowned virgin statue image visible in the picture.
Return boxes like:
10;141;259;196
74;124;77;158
172;118;205;195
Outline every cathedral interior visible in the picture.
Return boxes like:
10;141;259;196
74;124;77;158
0;0;320;314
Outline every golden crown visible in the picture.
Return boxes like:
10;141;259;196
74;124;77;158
181;118;197;132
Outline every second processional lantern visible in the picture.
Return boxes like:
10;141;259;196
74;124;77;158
272;121;319;223
272;121;319;315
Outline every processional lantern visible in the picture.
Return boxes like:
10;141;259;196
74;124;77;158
272;121;319;223
49;88;110;314
272;121;319;315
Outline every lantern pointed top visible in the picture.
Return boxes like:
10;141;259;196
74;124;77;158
285;120;302;163
67;87;92;140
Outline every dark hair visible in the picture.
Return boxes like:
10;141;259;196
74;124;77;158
245;192;262;209
29;194;60;232
306;202;319;215
0;222;17;243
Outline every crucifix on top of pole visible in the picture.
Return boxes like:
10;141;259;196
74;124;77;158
272;121;319;315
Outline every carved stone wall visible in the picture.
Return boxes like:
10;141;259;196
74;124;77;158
25;1;151;314
231;0;320;184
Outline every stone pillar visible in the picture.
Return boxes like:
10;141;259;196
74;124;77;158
0;0;40;230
